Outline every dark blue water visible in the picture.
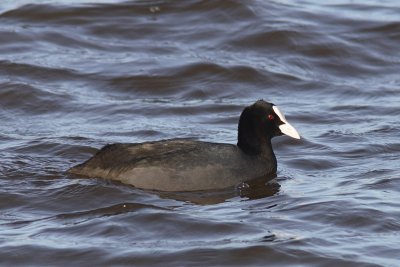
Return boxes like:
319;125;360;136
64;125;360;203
1;1;399;266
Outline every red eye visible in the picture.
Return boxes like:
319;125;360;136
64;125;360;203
267;114;274;120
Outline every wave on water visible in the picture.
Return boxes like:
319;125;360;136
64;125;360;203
0;1;400;266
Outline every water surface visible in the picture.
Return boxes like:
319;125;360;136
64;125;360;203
1;1;399;266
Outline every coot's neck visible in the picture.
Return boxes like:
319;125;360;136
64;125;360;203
237;118;276;162
237;132;276;159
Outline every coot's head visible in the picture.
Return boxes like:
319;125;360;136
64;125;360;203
237;100;300;155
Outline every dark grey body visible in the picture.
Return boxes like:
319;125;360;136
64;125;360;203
68;139;277;191
68;101;300;192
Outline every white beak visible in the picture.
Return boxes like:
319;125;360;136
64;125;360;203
272;106;300;139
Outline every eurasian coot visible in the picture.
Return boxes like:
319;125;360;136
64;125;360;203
68;100;300;191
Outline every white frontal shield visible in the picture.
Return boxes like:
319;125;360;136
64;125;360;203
272;105;300;139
